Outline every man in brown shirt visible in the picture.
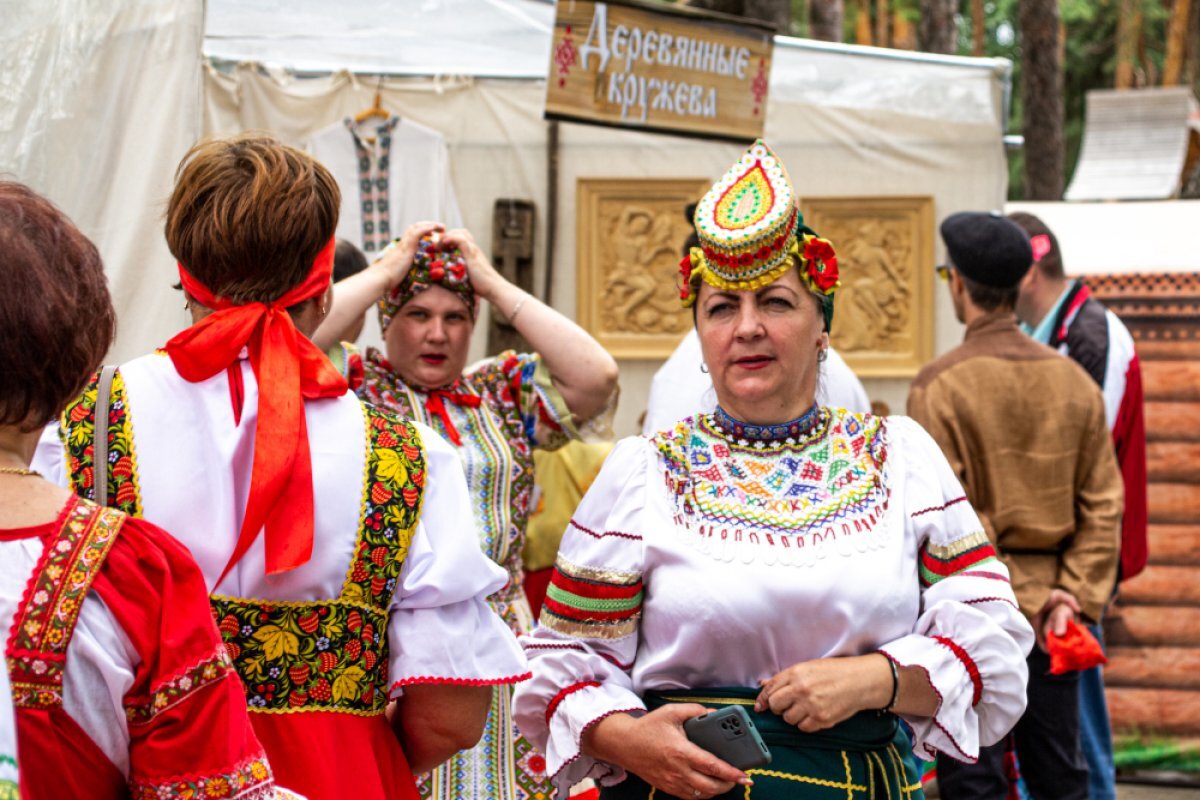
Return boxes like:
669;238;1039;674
908;212;1122;800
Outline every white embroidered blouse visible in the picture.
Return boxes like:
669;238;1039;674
512;408;1035;790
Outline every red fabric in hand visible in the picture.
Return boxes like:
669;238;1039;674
1047;619;1107;675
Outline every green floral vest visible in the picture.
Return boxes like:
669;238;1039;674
60;370;426;716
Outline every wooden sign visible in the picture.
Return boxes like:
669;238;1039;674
546;0;774;142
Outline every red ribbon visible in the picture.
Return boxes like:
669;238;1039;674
424;387;482;446
166;238;347;583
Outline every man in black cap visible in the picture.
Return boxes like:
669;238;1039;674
907;212;1123;800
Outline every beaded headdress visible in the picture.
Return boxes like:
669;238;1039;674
378;233;475;333
680;140;840;330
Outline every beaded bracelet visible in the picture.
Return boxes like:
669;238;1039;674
882;656;900;713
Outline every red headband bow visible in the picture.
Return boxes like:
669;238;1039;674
166;238;347;583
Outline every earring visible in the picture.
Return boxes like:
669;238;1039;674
818;349;828;363
700;362;709;374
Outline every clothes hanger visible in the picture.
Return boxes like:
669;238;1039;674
354;90;389;125
353;77;396;145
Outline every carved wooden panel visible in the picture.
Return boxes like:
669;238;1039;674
799;196;935;377
576;177;709;358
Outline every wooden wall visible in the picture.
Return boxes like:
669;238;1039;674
1089;272;1200;736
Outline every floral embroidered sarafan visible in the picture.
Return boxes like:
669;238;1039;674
59;370;142;516
211;407;425;715
129;754;276;800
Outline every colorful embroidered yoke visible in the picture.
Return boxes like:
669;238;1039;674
654;407;891;551
513;410;1036;793
2;497;281;800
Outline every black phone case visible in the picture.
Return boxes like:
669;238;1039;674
683;705;772;770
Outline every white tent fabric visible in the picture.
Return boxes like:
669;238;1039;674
202;28;1009;431
1006;200;1200;274
204;0;556;78
0;0;203;363
2;0;1012;433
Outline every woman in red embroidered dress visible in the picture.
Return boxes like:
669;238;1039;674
314;226;619;800
0;181;294;799
33;136;529;800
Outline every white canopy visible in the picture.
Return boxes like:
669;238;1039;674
3;0;1014;431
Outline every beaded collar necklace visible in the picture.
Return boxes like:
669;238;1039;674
711;403;824;446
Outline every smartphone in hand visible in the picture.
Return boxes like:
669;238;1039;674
683;705;772;770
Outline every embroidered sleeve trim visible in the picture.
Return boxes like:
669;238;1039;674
545;680;602;723
522;641;588;654
880;652;975;764
933;635;983;707
567;519;643;541
919;532;1000;588
554;556;641;585
548;706;646;783
390;671;533;691
6;500;124;709
910;496;968;518
125;645;236;726
520;641;634;671
129;753;276;800
962;597;1020;610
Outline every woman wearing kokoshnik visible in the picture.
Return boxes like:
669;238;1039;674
512;140;1035;799
33;135;529;800
317;221;619;800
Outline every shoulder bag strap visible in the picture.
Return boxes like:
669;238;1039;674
93;365;118;507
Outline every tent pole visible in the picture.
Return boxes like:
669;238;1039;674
544;119;560;306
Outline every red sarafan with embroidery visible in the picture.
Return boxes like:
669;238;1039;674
3;497;283;800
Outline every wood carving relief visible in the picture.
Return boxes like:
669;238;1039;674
799;197;934;377
577;178;709;358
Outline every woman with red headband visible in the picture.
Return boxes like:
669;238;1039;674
33;135;528;800
313;219;618;799
1;180;298;799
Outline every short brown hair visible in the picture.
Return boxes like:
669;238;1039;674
0;182;116;429
166;133;340;304
960;271;1020;312
1006;211;1064;279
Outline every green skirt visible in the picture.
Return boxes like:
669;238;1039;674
600;687;925;800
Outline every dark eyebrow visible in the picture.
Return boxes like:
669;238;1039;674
757;284;798;299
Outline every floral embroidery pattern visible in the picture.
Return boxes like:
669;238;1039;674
60;369;142;516
130;754;276;800
652;409;890;564
211;407;424;715
7;499;124;709
125;644;236;726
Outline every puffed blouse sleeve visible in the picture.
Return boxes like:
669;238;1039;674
386;422;530;694
878;417;1035;764
512;436;650;790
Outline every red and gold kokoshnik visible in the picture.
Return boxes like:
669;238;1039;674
679;140;840;329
